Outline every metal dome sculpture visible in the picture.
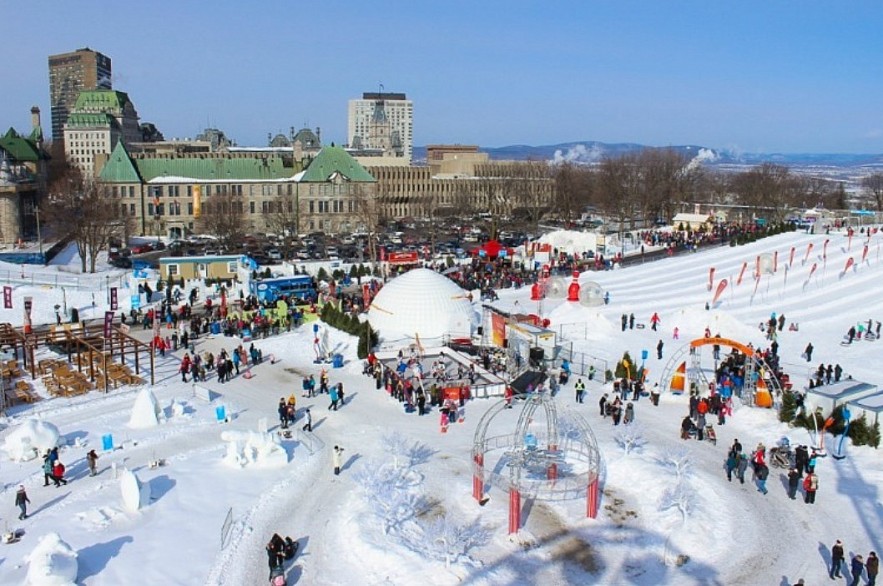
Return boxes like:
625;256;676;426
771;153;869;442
472;390;602;534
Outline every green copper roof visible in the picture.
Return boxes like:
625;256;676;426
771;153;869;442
65;112;120;129
298;146;375;183
73;89;132;113
135;156;298;182
0;128;43;162
99;142;141;183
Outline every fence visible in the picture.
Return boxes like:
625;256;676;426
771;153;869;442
0;270;130;292
295;428;325;455
220;507;233;549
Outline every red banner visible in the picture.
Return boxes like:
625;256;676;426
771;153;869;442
110;287;118;311
2;286;10;309
736;262;747;286
803;242;814;264
379;246;386;262
387;251;419;265
808;262;818;282
755;255;761;279
843;256;854;276
823;239;829;260
862;245;869;264
708;267;715;291
789;246;795;268
712;279;728;305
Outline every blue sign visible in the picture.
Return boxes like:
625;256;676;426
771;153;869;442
131;294;141;310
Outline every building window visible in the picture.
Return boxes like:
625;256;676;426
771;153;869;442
250;201;255;214
129;186;135;197
187;202;193;214
308;201;314;214
129;203;136;214
167;264;179;276
227;261;237;272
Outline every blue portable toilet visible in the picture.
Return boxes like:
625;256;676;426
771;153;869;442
332;354;344;368
641;349;649;361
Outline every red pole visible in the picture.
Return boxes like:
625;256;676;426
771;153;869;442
547;444;558;480
587;477;599;518
472;453;484;501
508;487;521;534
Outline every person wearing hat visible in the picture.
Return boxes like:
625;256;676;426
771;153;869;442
831;539;845;579
15;485;29;520
332;445;343;476
850;554;865;586
302;409;312;433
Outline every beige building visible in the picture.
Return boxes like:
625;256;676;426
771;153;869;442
159;255;241;281
348;92;413;163
64;89;141;178
48;48;112;143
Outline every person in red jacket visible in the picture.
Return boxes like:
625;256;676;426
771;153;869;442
802;470;818;504
52;461;68;487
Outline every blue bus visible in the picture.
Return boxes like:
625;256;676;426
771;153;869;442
250;275;315;303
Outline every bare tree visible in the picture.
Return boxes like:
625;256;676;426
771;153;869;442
505;160;553;232
597;153;642;238
351;184;381;262
860;173;883;211
728;163;799;222
195;192;246;250
552;162;595;224
46;166;131;273
264;192;299;258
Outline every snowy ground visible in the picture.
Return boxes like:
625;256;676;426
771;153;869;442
0;230;880;585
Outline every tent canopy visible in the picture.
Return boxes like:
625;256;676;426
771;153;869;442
470;239;514;259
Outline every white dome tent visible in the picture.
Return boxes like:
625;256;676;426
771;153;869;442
367;268;479;343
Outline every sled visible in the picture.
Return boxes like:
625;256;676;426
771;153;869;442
704;424;717;446
3;529;24;544
635;323;646;329
269;566;286;586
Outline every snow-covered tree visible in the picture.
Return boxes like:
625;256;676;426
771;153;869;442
659;447;693;481
658;478;698;525
615;422;647;455
405;515;490;569
381;432;434;469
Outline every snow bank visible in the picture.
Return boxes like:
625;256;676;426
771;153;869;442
119;468;151;512
536;230;600;255
25;533;78;586
4;419;60;462
220;430;288;468
129;388;165;428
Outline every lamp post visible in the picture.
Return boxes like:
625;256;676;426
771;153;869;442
35;206;43;259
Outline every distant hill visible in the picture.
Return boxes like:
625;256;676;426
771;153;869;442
413;142;883;169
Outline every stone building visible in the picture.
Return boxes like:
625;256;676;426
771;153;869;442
97;143;376;238
63;89;141;178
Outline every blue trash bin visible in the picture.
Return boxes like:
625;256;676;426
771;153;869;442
332;354;344;368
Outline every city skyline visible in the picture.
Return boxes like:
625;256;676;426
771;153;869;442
2;1;882;154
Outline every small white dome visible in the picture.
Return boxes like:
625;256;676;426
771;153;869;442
368;268;478;342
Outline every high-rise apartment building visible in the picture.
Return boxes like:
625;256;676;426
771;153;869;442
347;92;413;163
48;48;112;142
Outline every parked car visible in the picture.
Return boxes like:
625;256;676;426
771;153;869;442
110;256;133;269
130;243;154;254
267;249;282;261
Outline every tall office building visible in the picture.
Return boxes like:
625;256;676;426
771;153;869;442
348;92;413;163
48;48;112;142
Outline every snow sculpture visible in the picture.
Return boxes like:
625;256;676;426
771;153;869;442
4;419;60;462
169;399;187;418
119;468;151;512
220;430;288;468
129;387;165;428
25;532;78;586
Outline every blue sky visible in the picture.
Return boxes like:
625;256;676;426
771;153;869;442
3;1;882;153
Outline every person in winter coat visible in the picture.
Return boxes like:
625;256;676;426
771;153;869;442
866;551;879;586
599;394;608;417
87;449;99;477
803;470;818;504
52;461;68;486
337;382;345;407
850;555;865;586
831;539;845;579
657;339;664;360
725;451;738;482
755;462;769;494
42;454;53;486
179;353;192;382
328;385;340;411
15;485;30;520
332;445;344;475
736;454;749;484
266;533;285;575
804;342;814;362
787;468;801;499
623;402;635;425
277;398;288;428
